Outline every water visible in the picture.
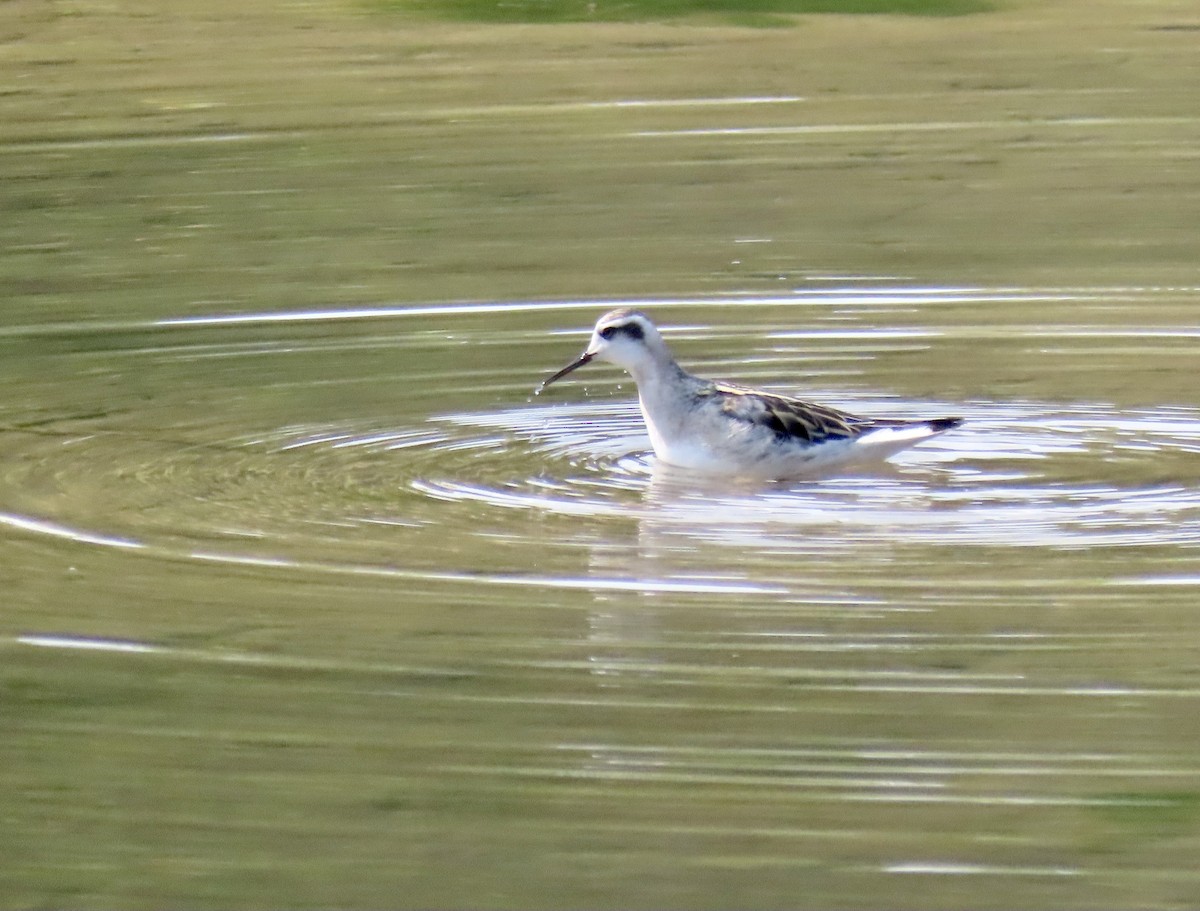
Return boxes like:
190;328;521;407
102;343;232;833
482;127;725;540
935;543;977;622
3;2;1200;908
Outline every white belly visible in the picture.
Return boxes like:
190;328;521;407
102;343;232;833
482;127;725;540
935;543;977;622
644;403;944;480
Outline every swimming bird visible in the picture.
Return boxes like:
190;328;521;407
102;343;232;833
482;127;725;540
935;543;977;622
537;308;962;479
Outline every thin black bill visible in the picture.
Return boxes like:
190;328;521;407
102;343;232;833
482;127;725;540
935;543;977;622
536;351;593;394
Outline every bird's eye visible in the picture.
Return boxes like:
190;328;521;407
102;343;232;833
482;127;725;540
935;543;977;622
599;326;616;340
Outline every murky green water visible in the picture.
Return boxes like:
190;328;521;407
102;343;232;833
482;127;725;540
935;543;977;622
3;1;1200;908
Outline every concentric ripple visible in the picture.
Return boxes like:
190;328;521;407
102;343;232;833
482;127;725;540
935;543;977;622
2;288;1199;588
408;396;1200;551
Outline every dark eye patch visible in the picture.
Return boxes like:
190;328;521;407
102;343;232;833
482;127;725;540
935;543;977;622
599;321;645;342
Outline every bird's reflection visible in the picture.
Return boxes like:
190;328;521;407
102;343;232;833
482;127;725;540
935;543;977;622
580;454;926;688
583;457;809;683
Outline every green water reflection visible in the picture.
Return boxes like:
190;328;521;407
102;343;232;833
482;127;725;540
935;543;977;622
3;1;1200;908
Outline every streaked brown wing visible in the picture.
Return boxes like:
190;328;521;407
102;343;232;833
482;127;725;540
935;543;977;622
712;382;878;445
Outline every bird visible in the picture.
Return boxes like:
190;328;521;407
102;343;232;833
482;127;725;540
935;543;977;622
537;308;962;479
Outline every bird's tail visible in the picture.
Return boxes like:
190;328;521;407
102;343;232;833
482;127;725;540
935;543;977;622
925;416;964;432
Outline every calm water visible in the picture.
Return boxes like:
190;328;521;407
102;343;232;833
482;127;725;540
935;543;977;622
3;3;1200;908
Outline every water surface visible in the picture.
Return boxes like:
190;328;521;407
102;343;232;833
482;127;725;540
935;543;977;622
3;2;1200;908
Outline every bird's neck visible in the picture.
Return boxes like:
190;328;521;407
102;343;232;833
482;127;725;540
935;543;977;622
628;350;689;393
629;354;698;435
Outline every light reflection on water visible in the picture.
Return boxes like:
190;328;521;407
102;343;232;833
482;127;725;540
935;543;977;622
7;0;1200;897
4;287;1200;576
5;286;1200;900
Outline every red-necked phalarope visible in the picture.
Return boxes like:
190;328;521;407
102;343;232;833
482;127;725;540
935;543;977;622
537;308;962;479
